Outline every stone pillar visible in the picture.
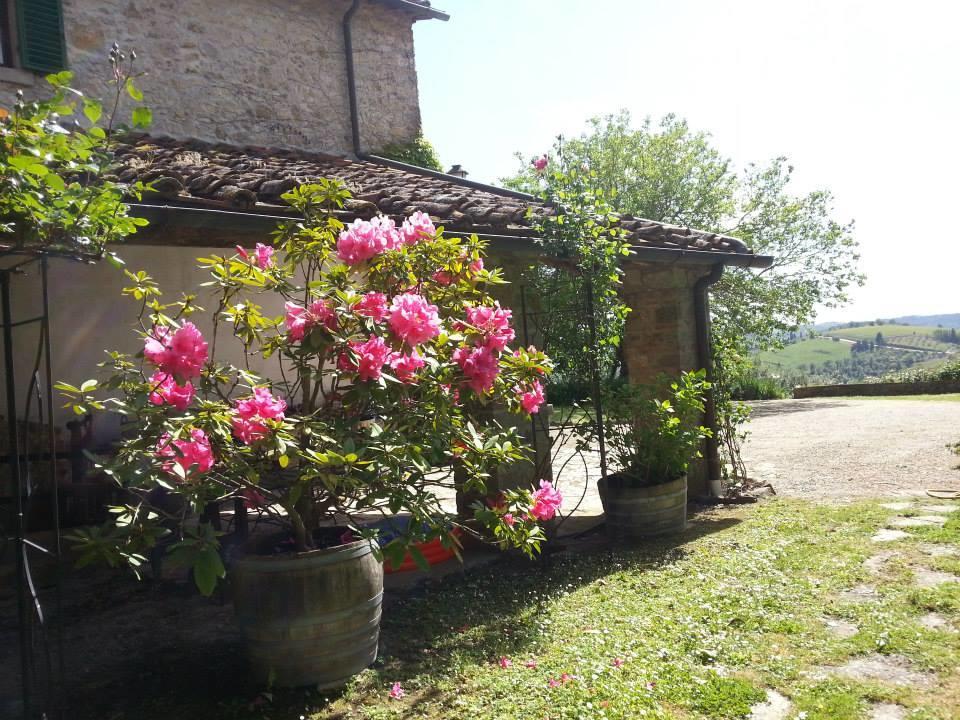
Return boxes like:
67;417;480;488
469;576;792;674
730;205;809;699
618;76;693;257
619;263;713;496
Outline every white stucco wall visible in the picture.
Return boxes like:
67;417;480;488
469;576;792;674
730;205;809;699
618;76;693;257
2;246;287;445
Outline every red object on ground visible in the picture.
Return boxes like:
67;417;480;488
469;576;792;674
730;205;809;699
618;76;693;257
384;531;460;574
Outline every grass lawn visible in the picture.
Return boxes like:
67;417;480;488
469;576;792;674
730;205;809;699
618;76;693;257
132;500;960;719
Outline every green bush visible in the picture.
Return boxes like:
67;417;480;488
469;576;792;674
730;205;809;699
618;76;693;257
728;370;789;400
377;134;443;171
883;357;960;384
603;370;711;485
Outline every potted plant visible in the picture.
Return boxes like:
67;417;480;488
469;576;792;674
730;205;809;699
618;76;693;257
598;370;710;539
60;180;558;688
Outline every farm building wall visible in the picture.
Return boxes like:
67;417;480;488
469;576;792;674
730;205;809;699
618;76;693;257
0;0;422;156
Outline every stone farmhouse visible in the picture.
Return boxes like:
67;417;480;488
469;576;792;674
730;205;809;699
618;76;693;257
0;0;771;496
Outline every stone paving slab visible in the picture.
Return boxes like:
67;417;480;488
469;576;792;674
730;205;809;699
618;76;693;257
913;567;960;588
889;515;947;528
748;689;792;720
869;703;907;720
872;529;911;542
823;617;859;638
822;653;934;688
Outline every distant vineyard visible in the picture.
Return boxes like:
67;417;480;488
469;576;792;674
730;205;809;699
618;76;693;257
756;337;951;386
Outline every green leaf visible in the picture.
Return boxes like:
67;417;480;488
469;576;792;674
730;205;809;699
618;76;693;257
408;544;430;572
278;454;289;468
126;78;144;102
83;99;102;124
131;106;152;128
44;173;66;191
192;546;225;596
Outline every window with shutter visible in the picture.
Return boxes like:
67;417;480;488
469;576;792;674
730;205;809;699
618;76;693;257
1;1;14;67
16;0;67;73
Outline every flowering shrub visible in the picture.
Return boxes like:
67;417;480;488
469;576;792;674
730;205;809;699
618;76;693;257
61;180;556;592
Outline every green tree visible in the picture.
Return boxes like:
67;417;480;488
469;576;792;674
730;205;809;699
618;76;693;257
377;134;443;172
505;111;863;353
505;112;863;489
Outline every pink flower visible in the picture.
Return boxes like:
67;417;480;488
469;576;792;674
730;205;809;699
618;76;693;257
498;656;512;669
388;681;405;700
232;388;286;445
388;293;441;347
503;513;515;527
453;344;500;394
337;218;390;264
236;243;274;269
401;211;436;245
375;216;403;250
432;269;454;286
524;660;538;669
156;428;215;479
441;383;461;404
284;300;337;342
530;479;562;521
389;350;425;384
307;300;337;330
612;658;625;668
469;258;484;274
144;322;208;382
284;302;309;341
254;243;274;269
242;488;267;509
147;371;194;411
519;379;546;414
354;292;389;321
548;678;561;688
341;335;392;382
464;302;515;351
235;387;287;421
560;673;576;683
532;155;548;172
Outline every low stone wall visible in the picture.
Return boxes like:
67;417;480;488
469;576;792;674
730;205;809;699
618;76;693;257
794;381;960;398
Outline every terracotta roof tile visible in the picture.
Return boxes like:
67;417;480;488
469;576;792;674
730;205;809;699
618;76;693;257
110;135;753;256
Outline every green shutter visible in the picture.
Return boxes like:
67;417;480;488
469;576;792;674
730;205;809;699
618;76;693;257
17;0;67;73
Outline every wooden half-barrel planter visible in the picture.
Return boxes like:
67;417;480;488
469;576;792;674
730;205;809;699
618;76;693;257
598;474;687;540
232;538;383;689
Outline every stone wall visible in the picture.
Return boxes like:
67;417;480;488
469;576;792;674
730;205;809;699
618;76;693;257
0;0;422;155
794;381;960;398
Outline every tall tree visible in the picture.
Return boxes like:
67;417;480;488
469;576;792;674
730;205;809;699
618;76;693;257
505;111;863;353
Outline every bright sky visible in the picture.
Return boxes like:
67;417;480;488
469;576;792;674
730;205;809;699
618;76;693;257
414;0;960;323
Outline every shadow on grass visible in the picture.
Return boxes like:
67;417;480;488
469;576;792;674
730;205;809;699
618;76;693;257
59;509;741;720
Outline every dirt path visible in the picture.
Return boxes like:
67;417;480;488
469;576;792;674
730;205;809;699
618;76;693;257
743;398;960;500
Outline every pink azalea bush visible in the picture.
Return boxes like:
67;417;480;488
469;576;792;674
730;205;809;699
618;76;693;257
62;180;555;591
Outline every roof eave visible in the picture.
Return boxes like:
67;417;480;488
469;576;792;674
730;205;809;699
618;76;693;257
379;0;449;21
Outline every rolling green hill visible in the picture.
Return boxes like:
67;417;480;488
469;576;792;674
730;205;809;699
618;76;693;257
823;325;958;353
757;338;851;369
755;336;953;385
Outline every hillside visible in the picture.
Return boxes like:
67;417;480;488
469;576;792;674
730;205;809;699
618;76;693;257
823;324;959;353
756;335;952;385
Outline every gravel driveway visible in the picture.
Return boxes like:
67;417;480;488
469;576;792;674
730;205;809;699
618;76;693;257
742;397;960;500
